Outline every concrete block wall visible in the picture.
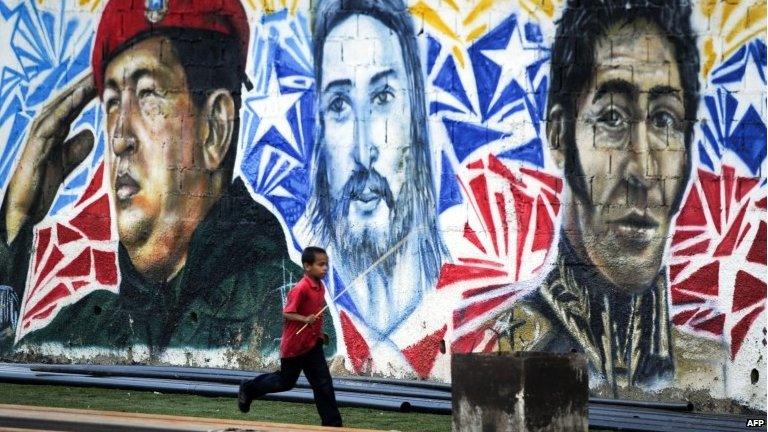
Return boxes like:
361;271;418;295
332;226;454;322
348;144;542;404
0;0;764;413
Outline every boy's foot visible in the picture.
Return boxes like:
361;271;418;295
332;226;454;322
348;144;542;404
237;380;252;413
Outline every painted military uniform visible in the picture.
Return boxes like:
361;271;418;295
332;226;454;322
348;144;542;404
490;238;727;394
3;178;303;357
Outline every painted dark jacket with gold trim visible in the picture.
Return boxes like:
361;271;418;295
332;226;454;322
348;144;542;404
496;237;726;391
1;178;305;357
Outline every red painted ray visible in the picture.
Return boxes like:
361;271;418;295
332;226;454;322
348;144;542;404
736;223;751;249
56;248;91;278
482;333;500;353
713;203;748;257
511;185;534;280
463;223;486;254
453;292;514;329
671;289;705;305
33;246;64;294
70;195;111;241
340;311;370;373
676;188;707;226
28;303;57;322
676;239;710;256
746;221;766;265
488;155;524;188
672;261;719;297
671;230;704;246
692;308;714;321
467;159;484;170
672;308;699;325
735;176;758;202
698;169;722;233
732;270;767;312
436;264;508;289
93;249;118;285
56;223;82;245
34;227;51;272
541;187;560;216
520;167;562;193
72;280;90;291
75;163;104;206
469;176;498;256
668;261;689;282
401;325;447;379
723;165;734;220
730;305;764;359
458;257;504;268
532;196;554;252
452;327;487;354
495;192;509;257
462;284;516;300
23;282;69;319
692;313;725;335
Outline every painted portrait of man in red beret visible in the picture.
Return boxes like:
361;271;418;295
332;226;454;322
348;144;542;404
0;0;302;358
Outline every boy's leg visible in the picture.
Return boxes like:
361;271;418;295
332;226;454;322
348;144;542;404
301;341;343;427
238;357;302;413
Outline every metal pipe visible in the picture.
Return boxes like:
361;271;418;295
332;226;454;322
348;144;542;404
589;397;694;412
0;364;757;432
29;365;452;401
0;368;450;414
29;364;700;411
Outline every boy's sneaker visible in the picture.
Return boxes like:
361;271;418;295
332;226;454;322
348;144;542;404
237;380;251;413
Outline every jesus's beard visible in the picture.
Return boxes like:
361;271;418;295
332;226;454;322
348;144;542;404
332;168;402;274
331;168;418;331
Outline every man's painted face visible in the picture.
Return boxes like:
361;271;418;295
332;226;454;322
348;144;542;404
103;36;205;254
319;14;412;247
569;20;687;293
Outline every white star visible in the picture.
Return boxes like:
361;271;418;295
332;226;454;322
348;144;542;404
480;22;541;115
729;45;765;121
245;71;304;156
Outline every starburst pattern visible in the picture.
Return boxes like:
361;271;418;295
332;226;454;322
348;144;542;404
239;9;314;228
700;0;766;77
410;0;518;68
0;0;102;212
15;162;119;342
669;166;766;359
439;154;561;352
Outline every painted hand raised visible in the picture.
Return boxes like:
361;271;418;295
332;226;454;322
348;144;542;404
4;73;97;243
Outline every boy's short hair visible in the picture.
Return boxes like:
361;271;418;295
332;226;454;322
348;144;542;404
302;246;328;265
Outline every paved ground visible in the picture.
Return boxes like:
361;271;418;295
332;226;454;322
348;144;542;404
0;404;380;432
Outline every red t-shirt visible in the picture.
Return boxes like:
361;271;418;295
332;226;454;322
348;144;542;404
279;274;325;358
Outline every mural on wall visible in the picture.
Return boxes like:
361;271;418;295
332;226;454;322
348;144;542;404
0;0;764;409
0;0;301;359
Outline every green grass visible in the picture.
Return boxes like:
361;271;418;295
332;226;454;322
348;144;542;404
0;383;450;431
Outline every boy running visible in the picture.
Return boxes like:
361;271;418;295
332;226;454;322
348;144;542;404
238;246;342;427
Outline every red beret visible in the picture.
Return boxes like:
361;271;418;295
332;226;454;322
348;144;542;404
92;0;250;95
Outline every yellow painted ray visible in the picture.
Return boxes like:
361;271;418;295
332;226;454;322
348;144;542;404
37;0;102;12
409;0;523;68
516;0;562;21
254;0;302;14
700;0;766;78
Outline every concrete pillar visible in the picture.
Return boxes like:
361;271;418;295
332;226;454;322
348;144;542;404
452;352;588;432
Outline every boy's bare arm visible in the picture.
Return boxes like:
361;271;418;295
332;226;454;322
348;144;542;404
283;312;316;324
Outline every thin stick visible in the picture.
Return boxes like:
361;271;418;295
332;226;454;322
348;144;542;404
295;227;421;335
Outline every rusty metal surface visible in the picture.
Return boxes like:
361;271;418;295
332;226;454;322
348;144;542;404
0;404;380;432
